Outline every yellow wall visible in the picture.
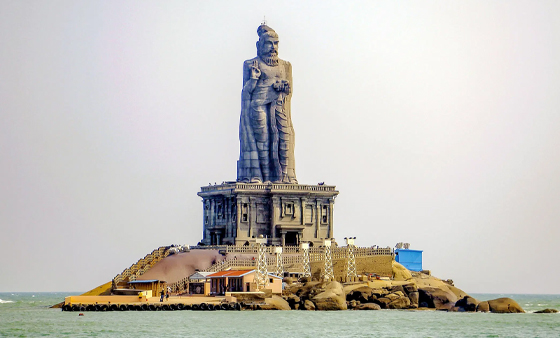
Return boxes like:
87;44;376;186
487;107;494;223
309;255;393;281
65;295;145;305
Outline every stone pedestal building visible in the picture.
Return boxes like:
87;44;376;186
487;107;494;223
199;25;340;247
198;182;338;247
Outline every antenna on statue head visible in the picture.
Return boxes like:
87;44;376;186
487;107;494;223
261;16;267;26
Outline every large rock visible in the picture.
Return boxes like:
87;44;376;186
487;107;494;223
487;298;524;313
262;295;291;310
312;281;347;310
454;296;479;312
285;294;300;309
387;296;411;309
302;299;316;311
476;301;490;312
346;286;374;303
392;262;413;281
534;308;558;313
354;303;381;310
385;291;405;301
408;291;419;306
376;297;392;308
418;287;458;310
291;281;322;300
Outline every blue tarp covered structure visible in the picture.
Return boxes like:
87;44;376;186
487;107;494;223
395;249;423;271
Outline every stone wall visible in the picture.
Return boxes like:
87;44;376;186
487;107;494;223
309;255;393;281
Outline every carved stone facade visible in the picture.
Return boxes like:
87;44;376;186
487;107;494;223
198;182;339;246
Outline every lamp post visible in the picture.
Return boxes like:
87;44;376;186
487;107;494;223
275;246;284;278
301;242;311;278
345;237;357;282
322;238;334;281
255;235;268;291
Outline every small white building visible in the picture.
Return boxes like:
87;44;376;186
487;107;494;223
206;270;283;295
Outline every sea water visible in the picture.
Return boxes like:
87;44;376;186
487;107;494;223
0;293;559;337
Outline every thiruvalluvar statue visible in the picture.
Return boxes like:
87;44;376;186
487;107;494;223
237;25;298;184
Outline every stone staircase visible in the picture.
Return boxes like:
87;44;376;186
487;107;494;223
112;246;172;287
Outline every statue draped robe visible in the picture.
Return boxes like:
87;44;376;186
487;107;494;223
237;57;297;184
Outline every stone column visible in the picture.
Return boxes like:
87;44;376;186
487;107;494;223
202;199;207;243
225;197;230;239
235;198;241;242
210;199;215;229
315;200;320;238
301;197;306;225
282;232;286;247
271;197;280;239
249;197;255;238
328;198;334;238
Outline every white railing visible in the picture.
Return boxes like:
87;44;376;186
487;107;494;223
200;182;337;193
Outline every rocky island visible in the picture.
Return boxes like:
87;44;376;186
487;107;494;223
57;24;537;315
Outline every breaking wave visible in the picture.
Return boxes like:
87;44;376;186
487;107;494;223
0;299;14;304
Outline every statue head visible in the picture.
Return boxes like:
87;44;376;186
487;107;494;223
256;25;279;66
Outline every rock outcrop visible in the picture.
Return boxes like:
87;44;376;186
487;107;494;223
453;296;479;312
312;281;347;310
477;298;525;313
280;263;524;313
354;303;381;310
534;308;558;313
262;295;291;310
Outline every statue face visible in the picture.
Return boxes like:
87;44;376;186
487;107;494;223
259;37;279;58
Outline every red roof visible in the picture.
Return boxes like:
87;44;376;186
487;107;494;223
207;270;254;278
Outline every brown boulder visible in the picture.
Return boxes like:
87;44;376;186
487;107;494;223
294;281;323;300
385;292;403;302
408;291;419;306
312;281;347;310
404;284;418;293
455;296;479;312
376;297;392;308
346;286;374;303
534;308;558;313
392;262;413;280
262;295;291;310
285;294;300;309
302;299;316;311
487;298;525;313
387;296;411;309
354;303;381;310
418;287;458;310
476;301;490;312
371;288;390;298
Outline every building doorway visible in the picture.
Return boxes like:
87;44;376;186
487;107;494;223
285;232;298;246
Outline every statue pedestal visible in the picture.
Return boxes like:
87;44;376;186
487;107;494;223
198;182;339;246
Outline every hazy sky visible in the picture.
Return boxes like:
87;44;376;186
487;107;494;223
1;0;559;294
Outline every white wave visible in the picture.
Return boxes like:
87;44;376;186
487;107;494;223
0;299;14;304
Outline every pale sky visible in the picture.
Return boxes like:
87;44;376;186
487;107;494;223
1;0;559;294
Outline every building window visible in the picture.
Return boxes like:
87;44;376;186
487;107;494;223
242;203;248;222
321;205;328;224
283;201;295;217
217;203;223;219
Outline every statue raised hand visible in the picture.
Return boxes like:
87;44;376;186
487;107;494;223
250;60;261;79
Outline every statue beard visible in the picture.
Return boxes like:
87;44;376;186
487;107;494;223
259;52;279;66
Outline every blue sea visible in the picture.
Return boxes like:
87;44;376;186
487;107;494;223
0;292;559;337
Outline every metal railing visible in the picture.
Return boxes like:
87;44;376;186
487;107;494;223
139;244;393;291
112;246;172;285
